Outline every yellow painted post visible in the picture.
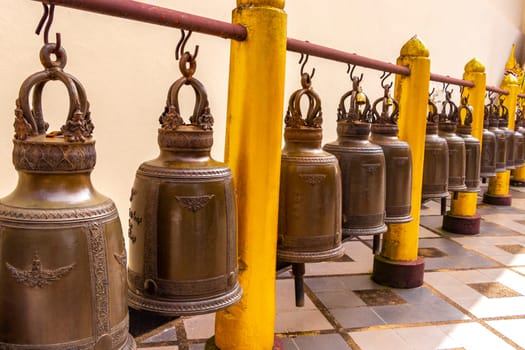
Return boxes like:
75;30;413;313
372;36;429;288
213;1;287;350
483;72;519;206
442;59;486;234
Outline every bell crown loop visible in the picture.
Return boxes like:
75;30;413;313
284;73;323;129
15;43;92;143
439;87;459;124
338;65;372;123
160;51;214;131
498;96;509;127
371;74;399;125
458;94;473;127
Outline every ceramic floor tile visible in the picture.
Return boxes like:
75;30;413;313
286;334;351;350
314;290;366;309
140;347;178;350
439;322;516;350
142;326;178;343
418;238;497;270
183;313;215;340
188;344;205;350
330;306;385;328
277;279;319;312
394;325;461;350
419;225;440;238
420;215;520;237
349;328;410;350
452;236;525;266
420;199;444;216
480;213;525;234
487;318;525;348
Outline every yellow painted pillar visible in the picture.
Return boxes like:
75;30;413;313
483;73;519;206
372;36;429;288
443;59;486;234
512;98;525;183
213;1;286;350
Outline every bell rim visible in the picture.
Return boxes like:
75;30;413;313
384;214;413;224
127;282;242;317
342;223;387;236
277;244;345;263
421;192;449;200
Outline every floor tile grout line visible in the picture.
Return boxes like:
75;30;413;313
423;281;525;350
303;283;362;350
134;318;180;344
173;317;189;350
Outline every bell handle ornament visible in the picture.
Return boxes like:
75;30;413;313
440;85;459;123
16;43;91;142
372;76;399;124
458;95;473;126
160;51;214;131
284;74;322;129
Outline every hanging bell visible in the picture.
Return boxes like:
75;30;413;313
369;80;412;224
438;89;467;192
455;96;480;192
422;98;449;200
278;72;343;264
0;44;134;349
488;98;507;172
515;105;525;168
498;99;515;170
480;102;497;178
127;50;241;315
278;67;343;306
323;71;386;247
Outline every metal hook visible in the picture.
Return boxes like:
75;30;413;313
299;53;315;79
429;87;436;98
380;71;393;89
176;29;199;61
35;3;61;52
347;64;363;82
443;82;453;101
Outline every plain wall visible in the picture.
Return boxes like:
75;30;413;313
0;1;523;243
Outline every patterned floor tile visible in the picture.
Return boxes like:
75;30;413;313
418;238;498;270
467;282;521;298
451;235;525;266
282;334;351;350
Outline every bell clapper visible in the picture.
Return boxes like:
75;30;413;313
292;263;305;307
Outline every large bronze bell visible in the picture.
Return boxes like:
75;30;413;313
278;67;343;306
0;44;134;349
480;102;497;179
438;89;467;192
498;99;516;170
127;50;241;316
323;70;386;250
456;96;480;192
422;98;449;201
369;80;412;224
488;98;507;172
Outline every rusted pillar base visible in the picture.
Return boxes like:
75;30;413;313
482;192;512;206
372;255;424;288
510;179;525;187
442;213;481;235
206;336;283;350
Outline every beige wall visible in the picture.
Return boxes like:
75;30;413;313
0;1;523;243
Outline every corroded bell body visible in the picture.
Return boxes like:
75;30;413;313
500;118;515;170
422;122;449;199
0;44;134;349
278;78;343;263
438;121;467;192
489;115;507;172
369;88;412;224
457;125;480;192
324;122;386;236
480;111;497;178
127;54;241;316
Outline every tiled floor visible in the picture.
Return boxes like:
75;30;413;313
134;186;525;350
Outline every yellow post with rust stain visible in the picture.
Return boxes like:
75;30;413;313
214;1;287;350
483;72;519;206
443;59;486;234
372;36;429;288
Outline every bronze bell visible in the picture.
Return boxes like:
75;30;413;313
456;96;480;192
0;44;134;349
323;71;386;251
498;99;515;170
480;102;497;178
488;98;507;172
369;80;412;224
515;105;525;167
127;50;241;315
422;98;449;200
438;89;467;192
278;67;343;306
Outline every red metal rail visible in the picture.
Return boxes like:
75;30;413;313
34;0;508;92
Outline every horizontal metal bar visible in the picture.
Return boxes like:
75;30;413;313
429;73;474;88
486;85;509;95
286;38;411;76
32;0;247;41
518;93;525;98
